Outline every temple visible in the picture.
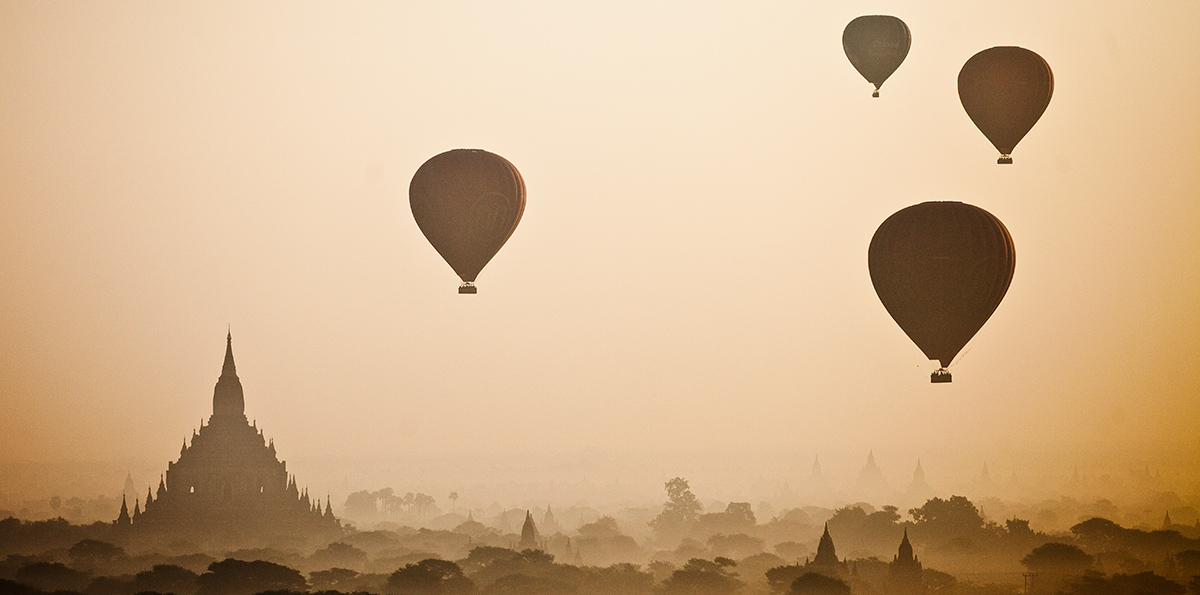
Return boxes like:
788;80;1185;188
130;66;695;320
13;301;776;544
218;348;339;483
117;333;341;549
804;523;848;578
889;528;924;593
519;511;540;550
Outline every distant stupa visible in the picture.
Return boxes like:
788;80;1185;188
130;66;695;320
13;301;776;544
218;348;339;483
519;510;539;550
542;504;559;535
118;333;341;548
854;450;889;499
123;472;136;504
905;459;933;503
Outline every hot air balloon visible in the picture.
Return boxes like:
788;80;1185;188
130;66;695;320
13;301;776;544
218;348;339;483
843;15;911;97
868;202;1015;383
409;149;526;294
958;47;1053;164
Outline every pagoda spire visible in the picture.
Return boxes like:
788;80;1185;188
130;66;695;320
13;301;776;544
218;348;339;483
212;331;245;418
115;495;131;525
222;329;236;376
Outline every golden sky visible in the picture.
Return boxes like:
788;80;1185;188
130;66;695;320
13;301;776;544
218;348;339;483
1;1;1198;502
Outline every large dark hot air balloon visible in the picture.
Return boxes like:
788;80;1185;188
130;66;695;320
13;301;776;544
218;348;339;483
958;47;1053;164
410;149;525;294
843;15;911;98
868;202;1015;383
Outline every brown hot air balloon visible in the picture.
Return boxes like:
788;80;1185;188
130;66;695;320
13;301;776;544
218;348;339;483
868;202;1016;383
409;149;526;294
843;15;911;98
958;47;1054;164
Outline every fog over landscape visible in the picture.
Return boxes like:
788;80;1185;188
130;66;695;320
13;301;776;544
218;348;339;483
2;1;1199;594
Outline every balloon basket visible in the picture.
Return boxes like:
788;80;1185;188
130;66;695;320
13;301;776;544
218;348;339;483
458;283;477;294
872;90;880;98
931;369;952;383
997;155;1013;165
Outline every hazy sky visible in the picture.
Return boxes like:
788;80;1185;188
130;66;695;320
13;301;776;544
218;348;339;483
2;2;1198;504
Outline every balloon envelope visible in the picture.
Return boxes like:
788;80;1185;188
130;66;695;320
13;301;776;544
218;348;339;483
958;47;1053;163
409;149;526;292
868;202;1015;381
843;15;911;97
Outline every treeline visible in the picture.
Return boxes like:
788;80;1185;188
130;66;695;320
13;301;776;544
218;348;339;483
4;479;1200;595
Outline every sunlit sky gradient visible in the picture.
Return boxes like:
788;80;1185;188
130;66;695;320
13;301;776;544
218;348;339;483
2;2;1198;506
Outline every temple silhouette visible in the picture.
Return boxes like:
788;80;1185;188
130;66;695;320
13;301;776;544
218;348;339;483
804;523;849;578
115;333;341;549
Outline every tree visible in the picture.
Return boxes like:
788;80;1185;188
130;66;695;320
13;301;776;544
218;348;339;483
766;564;807;593
449;492;459;511
309;542;368;570
659;558;743;595
310;567;359;591
68;538;126;569
1021;543;1093;574
459;546;519;574
922;568;957;592
909;496;985;540
14;561;90;592
1070;517;1126;551
577;562;654;595
345;490;379;519
650;478;702;539
133;563;199;595
1175;549;1200;579
1005;518;1035;539
789;572;850;595
481;573;570;595
386;558;474;595
576;517;643;567
196;558;306;595
1022;543;1093;594
1059;571;1185;595
707;533;765;559
414;493;438;518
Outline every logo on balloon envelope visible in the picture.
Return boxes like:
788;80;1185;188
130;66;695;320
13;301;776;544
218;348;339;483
868;202;1015;383
409;149;526;294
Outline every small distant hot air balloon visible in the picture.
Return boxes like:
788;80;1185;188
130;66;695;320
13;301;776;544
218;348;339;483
868;202;1015;383
409;149;526;294
843;15;911;97
958;47;1053;164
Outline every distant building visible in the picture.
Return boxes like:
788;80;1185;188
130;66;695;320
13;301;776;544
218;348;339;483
542;504;560;535
854;451;889;501
118;333;341;549
905;459;933;504
805;523;848;578
519;510;539;550
889;528;924;594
